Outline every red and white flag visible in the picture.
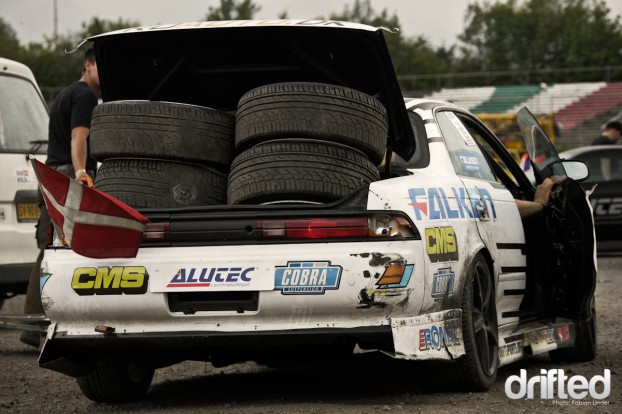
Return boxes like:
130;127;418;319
30;157;149;258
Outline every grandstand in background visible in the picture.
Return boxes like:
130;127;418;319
413;82;622;149
41;79;622;150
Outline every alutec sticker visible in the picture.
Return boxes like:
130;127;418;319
150;263;275;292
274;261;342;295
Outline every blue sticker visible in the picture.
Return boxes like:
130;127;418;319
275;261;342;295
456;151;483;173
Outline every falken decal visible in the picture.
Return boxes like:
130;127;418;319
407;186;496;221
274;261;341;295
167;267;255;288
455;150;483;173
431;268;455;300
425;226;458;262
72;266;148;295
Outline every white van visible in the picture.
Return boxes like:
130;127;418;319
0;57;48;309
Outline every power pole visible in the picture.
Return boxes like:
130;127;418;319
53;0;58;38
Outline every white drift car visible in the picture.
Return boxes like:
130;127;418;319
38;20;596;402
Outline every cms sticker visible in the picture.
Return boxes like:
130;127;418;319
425;226;458;262
275;261;341;295
72;266;148;295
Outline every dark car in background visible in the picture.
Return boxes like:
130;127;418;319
560;145;622;252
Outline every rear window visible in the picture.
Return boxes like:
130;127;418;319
0;75;48;153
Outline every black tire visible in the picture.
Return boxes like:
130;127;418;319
94;158;227;209
90;101;235;170
549;298;597;362
449;253;498;391
235;82;388;164
227;140;380;205
77;356;154;402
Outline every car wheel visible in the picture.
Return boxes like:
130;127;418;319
94;158;227;208
90;100;235;170
235;82;388;164
549;297;597;362
227;139;380;205
450;252;498;391
77;356;154;402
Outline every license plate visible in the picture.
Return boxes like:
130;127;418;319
16;202;40;222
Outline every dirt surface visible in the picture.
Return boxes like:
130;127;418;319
1;256;620;413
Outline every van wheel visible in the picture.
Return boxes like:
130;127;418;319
94;158;227;208
227;140;379;205
77;356;154;403
90;101;235;170
449;253;498;391
235;82;388;164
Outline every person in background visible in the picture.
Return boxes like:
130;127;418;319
20;46;100;348
591;121;621;180
591;121;621;145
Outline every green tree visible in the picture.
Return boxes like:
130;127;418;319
205;0;261;20
327;0;453;91
0;17;23;60
18;17;141;99
457;0;622;83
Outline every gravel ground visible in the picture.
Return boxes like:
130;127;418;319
1;256;620;413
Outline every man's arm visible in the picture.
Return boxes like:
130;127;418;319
516;177;555;219
71;126;93;186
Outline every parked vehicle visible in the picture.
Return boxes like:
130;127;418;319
37;20;596;403
0;57;48;309
559;145;622;252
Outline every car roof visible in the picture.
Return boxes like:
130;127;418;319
559;145;622;158
86;20;416;160
0;57;38;83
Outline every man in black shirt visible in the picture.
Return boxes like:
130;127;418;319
591;121;622;145
21;47;100;348
45;47;100;184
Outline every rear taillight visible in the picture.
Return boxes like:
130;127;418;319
257;215;416;240
143;222;170;241
257;217;369;239
140;214;417;243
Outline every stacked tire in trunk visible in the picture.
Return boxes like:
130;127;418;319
91;83;388;208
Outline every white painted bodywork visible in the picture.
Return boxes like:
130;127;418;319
40;100;578;365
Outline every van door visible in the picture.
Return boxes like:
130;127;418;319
0;67;49;297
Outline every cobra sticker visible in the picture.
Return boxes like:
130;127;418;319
425;226;458;262
72;266;148;295
407;186;496;221
275;261;342;295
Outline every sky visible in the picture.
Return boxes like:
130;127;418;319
2;0;622;48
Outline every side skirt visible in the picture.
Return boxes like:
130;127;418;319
498;320;576;366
